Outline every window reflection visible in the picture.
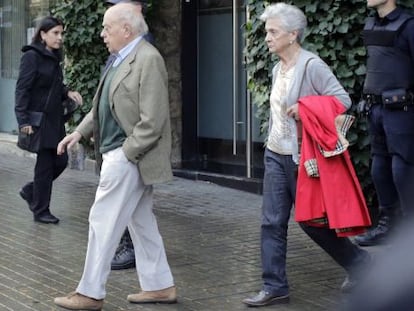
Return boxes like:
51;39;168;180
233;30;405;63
0;0;55;79
199;0;233;9
199;0;245;15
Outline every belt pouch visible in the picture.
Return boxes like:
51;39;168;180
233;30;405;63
382;88;408;109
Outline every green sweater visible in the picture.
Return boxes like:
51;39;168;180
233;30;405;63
98;66;126;154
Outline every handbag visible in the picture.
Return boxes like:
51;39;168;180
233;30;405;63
16;67;57;153
17;127;42;153
16;110;45;153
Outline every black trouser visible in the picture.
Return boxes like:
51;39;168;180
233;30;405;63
22;148;68;216
300;223;370;274
369;104;414;217
120;229;133;248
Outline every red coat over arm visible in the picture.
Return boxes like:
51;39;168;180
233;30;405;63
294;95;371;237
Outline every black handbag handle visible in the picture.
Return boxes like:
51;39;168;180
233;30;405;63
42;65;60;113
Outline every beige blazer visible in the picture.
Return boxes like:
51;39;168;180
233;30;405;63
76;39;173;185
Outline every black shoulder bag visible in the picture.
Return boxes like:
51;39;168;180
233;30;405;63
17;69;58;153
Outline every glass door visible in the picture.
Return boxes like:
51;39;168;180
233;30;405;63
198;0;249;176
181;0;264;179
0;0;56;132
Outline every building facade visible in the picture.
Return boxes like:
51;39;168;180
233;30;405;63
0;0;57;132
0;0;265;192
157;0;265;192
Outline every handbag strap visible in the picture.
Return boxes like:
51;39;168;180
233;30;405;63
42;65;60;113
298;57;313;94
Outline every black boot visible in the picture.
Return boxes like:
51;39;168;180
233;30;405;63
354;214;395;246
111;229;135;270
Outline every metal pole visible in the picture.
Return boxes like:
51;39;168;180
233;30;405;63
245;3;252;178
232;0;239;155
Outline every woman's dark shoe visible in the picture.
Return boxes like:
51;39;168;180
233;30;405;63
19;189;34;211
34;213;60;224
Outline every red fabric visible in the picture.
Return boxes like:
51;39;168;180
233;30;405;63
294;95;371;237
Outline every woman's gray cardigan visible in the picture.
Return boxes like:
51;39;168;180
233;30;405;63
268;48;352;163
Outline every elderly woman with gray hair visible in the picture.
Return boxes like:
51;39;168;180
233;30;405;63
243;3;371;307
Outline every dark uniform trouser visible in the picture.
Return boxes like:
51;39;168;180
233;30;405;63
121;229;133;248
369;104;414;217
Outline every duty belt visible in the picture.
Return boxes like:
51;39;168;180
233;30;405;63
364;92;414;111
365;93;414;104
364;94;383;105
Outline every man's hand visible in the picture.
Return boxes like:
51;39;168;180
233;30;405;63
57;131;82;155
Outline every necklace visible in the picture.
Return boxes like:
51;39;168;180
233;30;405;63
280;47;301;74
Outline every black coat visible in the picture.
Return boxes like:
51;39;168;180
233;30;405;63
15;43;68;149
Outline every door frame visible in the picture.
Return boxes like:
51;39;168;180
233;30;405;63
181;1;261;177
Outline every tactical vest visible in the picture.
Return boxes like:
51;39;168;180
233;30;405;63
363;12;414;95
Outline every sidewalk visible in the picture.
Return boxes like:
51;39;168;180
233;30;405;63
0;133;350;311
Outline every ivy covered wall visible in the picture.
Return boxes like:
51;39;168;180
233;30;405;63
51;0;414;206
245;0;414;206
53;0;182;165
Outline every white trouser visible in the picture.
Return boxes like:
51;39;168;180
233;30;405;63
76;147;174;299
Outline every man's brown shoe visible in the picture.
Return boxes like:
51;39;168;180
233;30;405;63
54;292;103;310
127;286;177;304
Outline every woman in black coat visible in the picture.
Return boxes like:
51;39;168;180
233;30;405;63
15;16;82;224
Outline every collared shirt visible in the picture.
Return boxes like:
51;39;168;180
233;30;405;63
112;35;144;67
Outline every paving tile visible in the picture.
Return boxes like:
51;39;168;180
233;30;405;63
0;147;360;311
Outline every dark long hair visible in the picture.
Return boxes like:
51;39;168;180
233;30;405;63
32;16;64;45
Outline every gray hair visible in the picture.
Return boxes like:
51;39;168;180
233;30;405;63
260;3;307;42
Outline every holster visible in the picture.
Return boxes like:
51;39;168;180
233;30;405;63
357;99;370;117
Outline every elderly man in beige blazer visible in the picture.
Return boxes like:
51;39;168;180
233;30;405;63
54;3;176;310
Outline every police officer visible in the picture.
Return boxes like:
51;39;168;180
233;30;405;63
355;0;414;246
